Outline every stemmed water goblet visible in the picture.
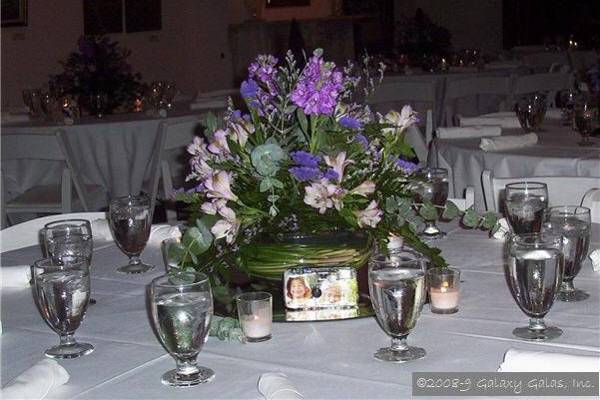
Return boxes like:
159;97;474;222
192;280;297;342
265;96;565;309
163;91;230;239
505;233;564;341
414;168;449;240
544;206;591;302
109;194;154;274
149;271;215;386
368;252;426;362
32;256;94;358
504;182;548;234
573;99;596;146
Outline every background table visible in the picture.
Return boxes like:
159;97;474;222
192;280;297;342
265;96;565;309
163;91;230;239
430;120;600;209
2;222;598;399
1;108;205;210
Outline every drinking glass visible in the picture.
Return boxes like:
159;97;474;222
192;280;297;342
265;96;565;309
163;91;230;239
557;89;576;126
149;272;214;386
32;257;94;358
506;233;564;341
504;182;548;234
43;219;93;263
236;292;273;342
414;168;449;240
545;206;591;302
109;194;153;274
573;100;596;146
515;93;547;132
368;252;426;362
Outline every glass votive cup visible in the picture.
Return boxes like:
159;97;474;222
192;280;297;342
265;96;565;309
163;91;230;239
427;267;460;314
236;292;273;342
161;238;182;271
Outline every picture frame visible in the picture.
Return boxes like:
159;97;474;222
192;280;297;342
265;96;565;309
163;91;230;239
1;0;28;27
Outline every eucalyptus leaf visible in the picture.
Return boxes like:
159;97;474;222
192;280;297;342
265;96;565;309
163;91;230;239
462;207;480;228
419;201;438;221
481;212;499;230
442;201;459;220
251;143;286;177
259;178;272;192
182;226;212;256
271;178;284;189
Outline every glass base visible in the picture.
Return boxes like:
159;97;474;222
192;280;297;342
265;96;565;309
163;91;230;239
45;342;94;359
117;262;154;274
161;367;215;387
557;289;589;302
431;306;458;314
512;326;562;341
374;345;426;363
246;334;271;343
419;230;446;241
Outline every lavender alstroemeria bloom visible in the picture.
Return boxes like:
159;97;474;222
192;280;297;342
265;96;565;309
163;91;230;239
240;79;259;99
352;134;369;150
339;116;362;130
323;169;339;181
290;151;321;168
289;166;322;182
395;159;419;174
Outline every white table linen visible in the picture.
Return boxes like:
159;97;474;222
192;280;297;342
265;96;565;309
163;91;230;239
437;126;502;140
0;359;69;400
430;120;600;209
1;222;598;399
498;348;600;372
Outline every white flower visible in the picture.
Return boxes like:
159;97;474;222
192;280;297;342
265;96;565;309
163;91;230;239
350;180;375;197
380;105;418;134
304;181;334;214
211;205;240;244
204;170;238;201
207;129;230;155
201;198;226;215
353;200;383;228
186;157;213;181
187;136;208;157
229;120;254;148
324;152;353;184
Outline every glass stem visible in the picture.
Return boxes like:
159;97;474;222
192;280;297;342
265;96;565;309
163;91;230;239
528;317;546;332
129;255;141;265
60;333;76;346
560;280;575;293
176;359;200;376
390;336;409;352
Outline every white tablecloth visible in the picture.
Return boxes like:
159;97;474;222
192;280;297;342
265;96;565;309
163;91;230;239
1;109;205;208
2;222;599;399
430;120;600;209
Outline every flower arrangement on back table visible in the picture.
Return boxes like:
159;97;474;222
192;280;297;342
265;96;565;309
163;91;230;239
170;49;496;307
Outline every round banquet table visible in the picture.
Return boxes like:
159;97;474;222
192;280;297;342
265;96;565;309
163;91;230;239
429;119;600;210
1;107;206;210
1;221;599;399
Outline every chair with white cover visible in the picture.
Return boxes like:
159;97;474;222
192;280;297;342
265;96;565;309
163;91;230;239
367;77;436;145
511;72;573;108
139;121;171;222
443;75;512;126
404;124;432;167
156;117;202;223
1;130;106;227
0;212;106;253
481;169;600;212
581;188;600;223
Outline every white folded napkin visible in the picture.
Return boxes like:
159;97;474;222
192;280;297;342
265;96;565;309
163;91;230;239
258;373;304;400
91;218;114;241
1;359;70;400
491;218;511;240
498;348;600;372
437;125;502;140
460;112;521;129
480;133;538;152
190;99;227;111
590;249;600;272
1;265;31;289
1;112;30;124
147;225;182;248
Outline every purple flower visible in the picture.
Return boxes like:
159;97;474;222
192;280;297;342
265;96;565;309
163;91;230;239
289;166;322;182
339;116;362;130
353;134;369;150
395;159;419;173
240;79;258;99
291;151;321;168
290;52;343;115
248;55;278;91
323;169;339;181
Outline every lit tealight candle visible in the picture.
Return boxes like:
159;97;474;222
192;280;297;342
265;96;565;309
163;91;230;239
236;292;273;342
241;314;271;340
427;267;460;314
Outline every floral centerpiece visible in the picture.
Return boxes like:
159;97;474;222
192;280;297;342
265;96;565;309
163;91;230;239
49;36;143;115
170;49;495;307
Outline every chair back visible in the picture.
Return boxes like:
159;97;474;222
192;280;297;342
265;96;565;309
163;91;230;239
0;212;106;253
511;73;573;107
448;186;475;211
142;121;169;220
443;76;512;125
481;169;600;212
403;124;431;167
56;130;94;211
581;188;600;224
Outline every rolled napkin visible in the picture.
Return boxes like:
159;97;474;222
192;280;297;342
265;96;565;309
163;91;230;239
460;112;521;129
1;265;31;289
437;125;502;140
1;359;70;399
590;249;600;272
258;373;304;400
498;348;600;372
91;218;113;241
480;133;538;152
491;218;511;240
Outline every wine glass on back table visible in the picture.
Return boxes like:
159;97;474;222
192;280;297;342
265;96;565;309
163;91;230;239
109;194;154;274
415;168;449;240
504;182;548;234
